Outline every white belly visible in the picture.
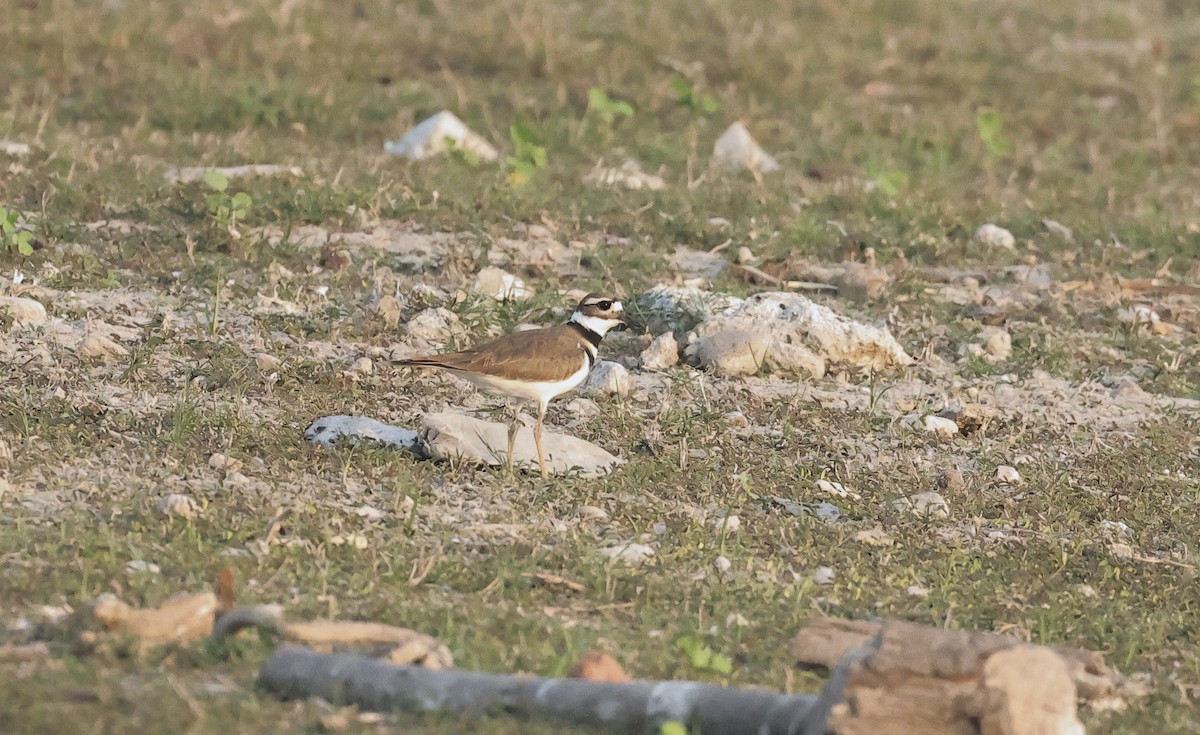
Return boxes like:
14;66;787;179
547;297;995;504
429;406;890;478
452;356;592;407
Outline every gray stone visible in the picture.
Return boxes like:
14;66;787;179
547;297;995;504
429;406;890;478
585;360;631;395
305;415;419;450
421;412;622;477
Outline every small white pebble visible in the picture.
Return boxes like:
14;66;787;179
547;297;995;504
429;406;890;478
923;415;959;438
125;560;161;575
713;515;741;534
816;479;859;499
350;356;373;375
714;555;732;573
575;505;610;522
906;584;930;598
158;493;199;520
354;505;384;521
811;566;836;585
974;223;1016;249
599;543;655;565
995;465;1020;483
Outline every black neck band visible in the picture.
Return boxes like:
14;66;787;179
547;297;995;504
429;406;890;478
568;320;604;350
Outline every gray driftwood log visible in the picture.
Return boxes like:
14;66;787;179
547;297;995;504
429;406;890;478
260;644;819;734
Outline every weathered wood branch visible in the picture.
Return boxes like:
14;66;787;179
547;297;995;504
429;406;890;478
212;606;453;668
260;644;819;735
791;616;1130;705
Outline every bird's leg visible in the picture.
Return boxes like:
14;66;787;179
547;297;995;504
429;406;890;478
534;401;548;479
506;403;521;475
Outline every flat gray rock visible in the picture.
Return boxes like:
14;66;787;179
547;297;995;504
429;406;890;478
305;415;420;450
421;412;622;477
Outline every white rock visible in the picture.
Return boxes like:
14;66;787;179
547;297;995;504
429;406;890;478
923;415;959;438
163;164;302;184
906;584;930;597
1042;219;1074;241
736;246;758;265
811;566;836;585
77;333;128;360
714;555;732;573
421;412;622;477
404;307;459;341
0;296;47;326
686;291;912;377
575;505;610;521
639;332;679;371
713;514;741;534
255;353;283;372
159;493;199;520
974;223;1016;249
995;465;1021;483
350;356;374;375
584;159;665;190
472;266;533;301
354;505;385;522
712;122;781;174
815;479;860;500
598;542;655;565
208;452;242;471
893;491;950;518
0;139;31;157
125;560;161;575
686;329;771;376
968;326;1012;363
384;111;499;162
305;415;420;450
584;360;631;396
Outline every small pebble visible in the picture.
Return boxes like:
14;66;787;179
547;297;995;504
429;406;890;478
923;415;959;438
158;493;199;520
714;555;732;573
811;566;836;585
995;465;1020;483
599;543;655;565
713;515;741;534
350;357;373;375
125;560;161;575
893;491;950;518
974;223;1016;249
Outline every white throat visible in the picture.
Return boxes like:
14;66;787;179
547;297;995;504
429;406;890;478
570;311;621;337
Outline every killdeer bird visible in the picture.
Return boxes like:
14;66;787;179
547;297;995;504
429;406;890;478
397;293;630;478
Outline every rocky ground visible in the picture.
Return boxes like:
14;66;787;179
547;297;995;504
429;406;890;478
1;1;1199;733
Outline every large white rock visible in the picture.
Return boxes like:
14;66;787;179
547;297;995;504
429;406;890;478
385;111;499;162
685;291;912;378
712;122;781;174
0;296;47;326
421;412;622;477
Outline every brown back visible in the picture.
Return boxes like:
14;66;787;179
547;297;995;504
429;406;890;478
399;324;590;382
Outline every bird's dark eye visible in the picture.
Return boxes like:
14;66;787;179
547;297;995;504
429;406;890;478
597;300;612;310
